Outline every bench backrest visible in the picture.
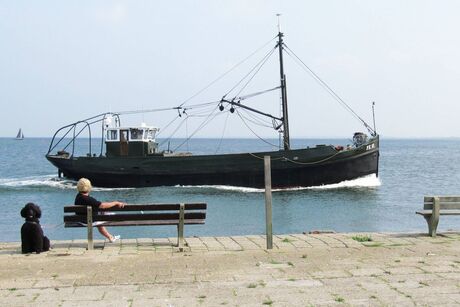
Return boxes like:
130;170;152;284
64;203;206;223
424;196;460;210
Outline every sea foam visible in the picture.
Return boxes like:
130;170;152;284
1;174;380;192
179;174;381;193
0;175;133;191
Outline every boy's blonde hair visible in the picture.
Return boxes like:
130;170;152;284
77;178;92;193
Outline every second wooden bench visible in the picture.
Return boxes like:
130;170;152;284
416;196;460;237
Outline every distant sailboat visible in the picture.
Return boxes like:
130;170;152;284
15;128;24;140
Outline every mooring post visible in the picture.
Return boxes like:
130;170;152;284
264;156;273;249
86;206;94;250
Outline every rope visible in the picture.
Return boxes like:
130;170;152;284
42;222;65;235
248;149;343;165
248;152;285;161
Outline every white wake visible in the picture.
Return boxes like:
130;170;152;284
0;175;133;191
179;174;381;193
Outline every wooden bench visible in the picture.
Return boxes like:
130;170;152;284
416;196;460;237
64;203;207;250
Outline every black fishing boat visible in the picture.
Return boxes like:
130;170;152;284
46;30;379;188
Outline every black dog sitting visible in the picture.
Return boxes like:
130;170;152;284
20;203;50;254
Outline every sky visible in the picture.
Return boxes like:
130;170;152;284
1;1;460;139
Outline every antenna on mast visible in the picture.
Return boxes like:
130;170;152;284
276;13;282;32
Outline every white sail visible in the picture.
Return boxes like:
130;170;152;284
15;129;24;140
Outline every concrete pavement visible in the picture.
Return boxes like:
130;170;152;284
1;232;460;306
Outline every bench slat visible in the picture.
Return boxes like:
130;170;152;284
423;202;460;210
424;196;460;202
64;219;206;227
64;203;207;213
416;209;460;216
64;212;205;223
424;196;460;210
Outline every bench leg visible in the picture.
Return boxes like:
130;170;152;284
425;197;441;238
177;203;185;249
87;206;94;250
424;215;439;237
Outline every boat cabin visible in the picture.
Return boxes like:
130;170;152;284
105;126;159;157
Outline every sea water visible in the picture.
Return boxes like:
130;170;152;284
1;137;459;242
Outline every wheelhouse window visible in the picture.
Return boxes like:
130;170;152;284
146;129;157;140
106;130;118;141
130;128;144;141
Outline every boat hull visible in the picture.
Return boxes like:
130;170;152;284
46;137;379;188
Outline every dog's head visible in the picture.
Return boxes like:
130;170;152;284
20;203;42;221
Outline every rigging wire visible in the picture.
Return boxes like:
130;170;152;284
223;45;277;99
159;118;187;146
156;116;180;137
185;105;220;117
283;44;375;135
172;105;222;151
215;112;231;154
232;47;277;99
178;35;278;108
158;103;219;142
235;109;279;148
116;106;178;115
239;109;275;128
116;100;220;117
237;86;280;101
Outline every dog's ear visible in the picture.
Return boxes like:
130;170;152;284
34;204;42;219
20;206;28;218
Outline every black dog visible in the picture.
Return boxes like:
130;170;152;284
20;203;50;254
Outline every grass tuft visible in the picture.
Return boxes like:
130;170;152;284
334;296;345;303
263;299;273;305
352;235;372;242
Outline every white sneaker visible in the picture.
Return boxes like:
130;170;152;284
109;235;120;243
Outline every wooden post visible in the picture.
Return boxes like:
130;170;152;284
264;156;273;249
178;203;185;249
86;206;94;250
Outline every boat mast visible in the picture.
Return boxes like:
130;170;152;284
277;30;290;150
